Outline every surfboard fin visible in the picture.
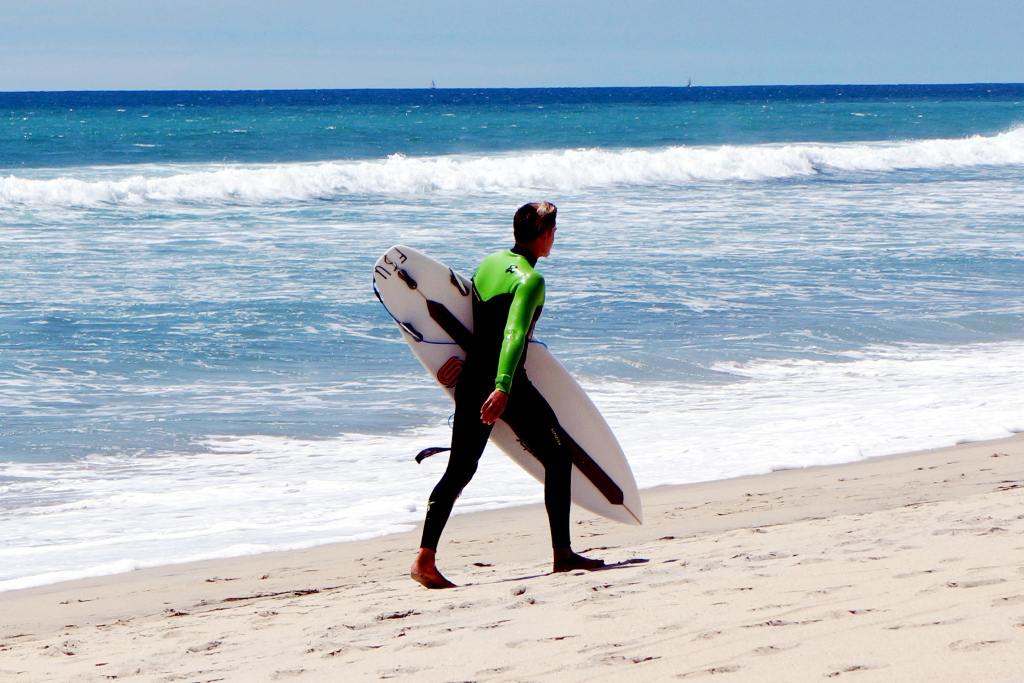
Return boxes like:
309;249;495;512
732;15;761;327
396;268;418;290
415;446;451;464
449;269;470;296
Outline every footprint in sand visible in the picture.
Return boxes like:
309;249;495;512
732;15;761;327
476;666;513;676
753;643;800;655
949;639;1008;651
271;669;308;679
677;664;742;678
945;578;1006;589
39;640;79;657
885;617;965;630
825;664;882;677
603;654;661;665
693;630;722;640
892;569;938;579
376;609;420;621
992;595;1024;606
185;640;222;654
748;602;794;613
476;619;512;630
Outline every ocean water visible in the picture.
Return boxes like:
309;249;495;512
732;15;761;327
2;85;1024;591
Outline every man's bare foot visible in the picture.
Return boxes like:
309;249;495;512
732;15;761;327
410;568;457;589
411;548;457;589
552;547;606;573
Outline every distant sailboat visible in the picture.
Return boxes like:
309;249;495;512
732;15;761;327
687;78;692;88
430;80;436;89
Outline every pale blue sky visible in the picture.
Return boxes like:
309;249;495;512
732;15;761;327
2;0;1021;91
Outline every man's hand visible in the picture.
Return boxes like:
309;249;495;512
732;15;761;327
480;389;509;425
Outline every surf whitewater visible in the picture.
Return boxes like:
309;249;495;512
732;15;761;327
3;127;1024;207
2;85;1023;591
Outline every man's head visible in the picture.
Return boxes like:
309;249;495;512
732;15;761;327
513;201;557;244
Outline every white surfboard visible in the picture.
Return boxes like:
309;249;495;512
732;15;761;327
373;244;642;525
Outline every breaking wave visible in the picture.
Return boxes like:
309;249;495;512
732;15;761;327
3;126;1023;208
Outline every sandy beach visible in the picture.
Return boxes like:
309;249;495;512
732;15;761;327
2;434;1023;682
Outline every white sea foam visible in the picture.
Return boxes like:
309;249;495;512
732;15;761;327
3;127;1023;208
598;341;1024;487
2;340;1022;592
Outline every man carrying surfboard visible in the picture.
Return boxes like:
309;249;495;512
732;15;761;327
411;202;606;589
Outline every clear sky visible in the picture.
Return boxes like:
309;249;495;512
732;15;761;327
2;0;1021;91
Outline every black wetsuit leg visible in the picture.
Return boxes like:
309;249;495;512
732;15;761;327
419;372;492;552
496;375;573;549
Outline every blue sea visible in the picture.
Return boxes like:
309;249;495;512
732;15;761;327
2;85;1024;591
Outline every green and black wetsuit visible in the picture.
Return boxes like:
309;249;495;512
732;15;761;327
420;245;573;551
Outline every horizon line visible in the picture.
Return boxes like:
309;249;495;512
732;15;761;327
3;82;1024;96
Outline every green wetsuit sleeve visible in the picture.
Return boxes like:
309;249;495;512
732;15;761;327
494;273;544;393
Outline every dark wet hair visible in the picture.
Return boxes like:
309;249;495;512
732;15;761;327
513;202;557;243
